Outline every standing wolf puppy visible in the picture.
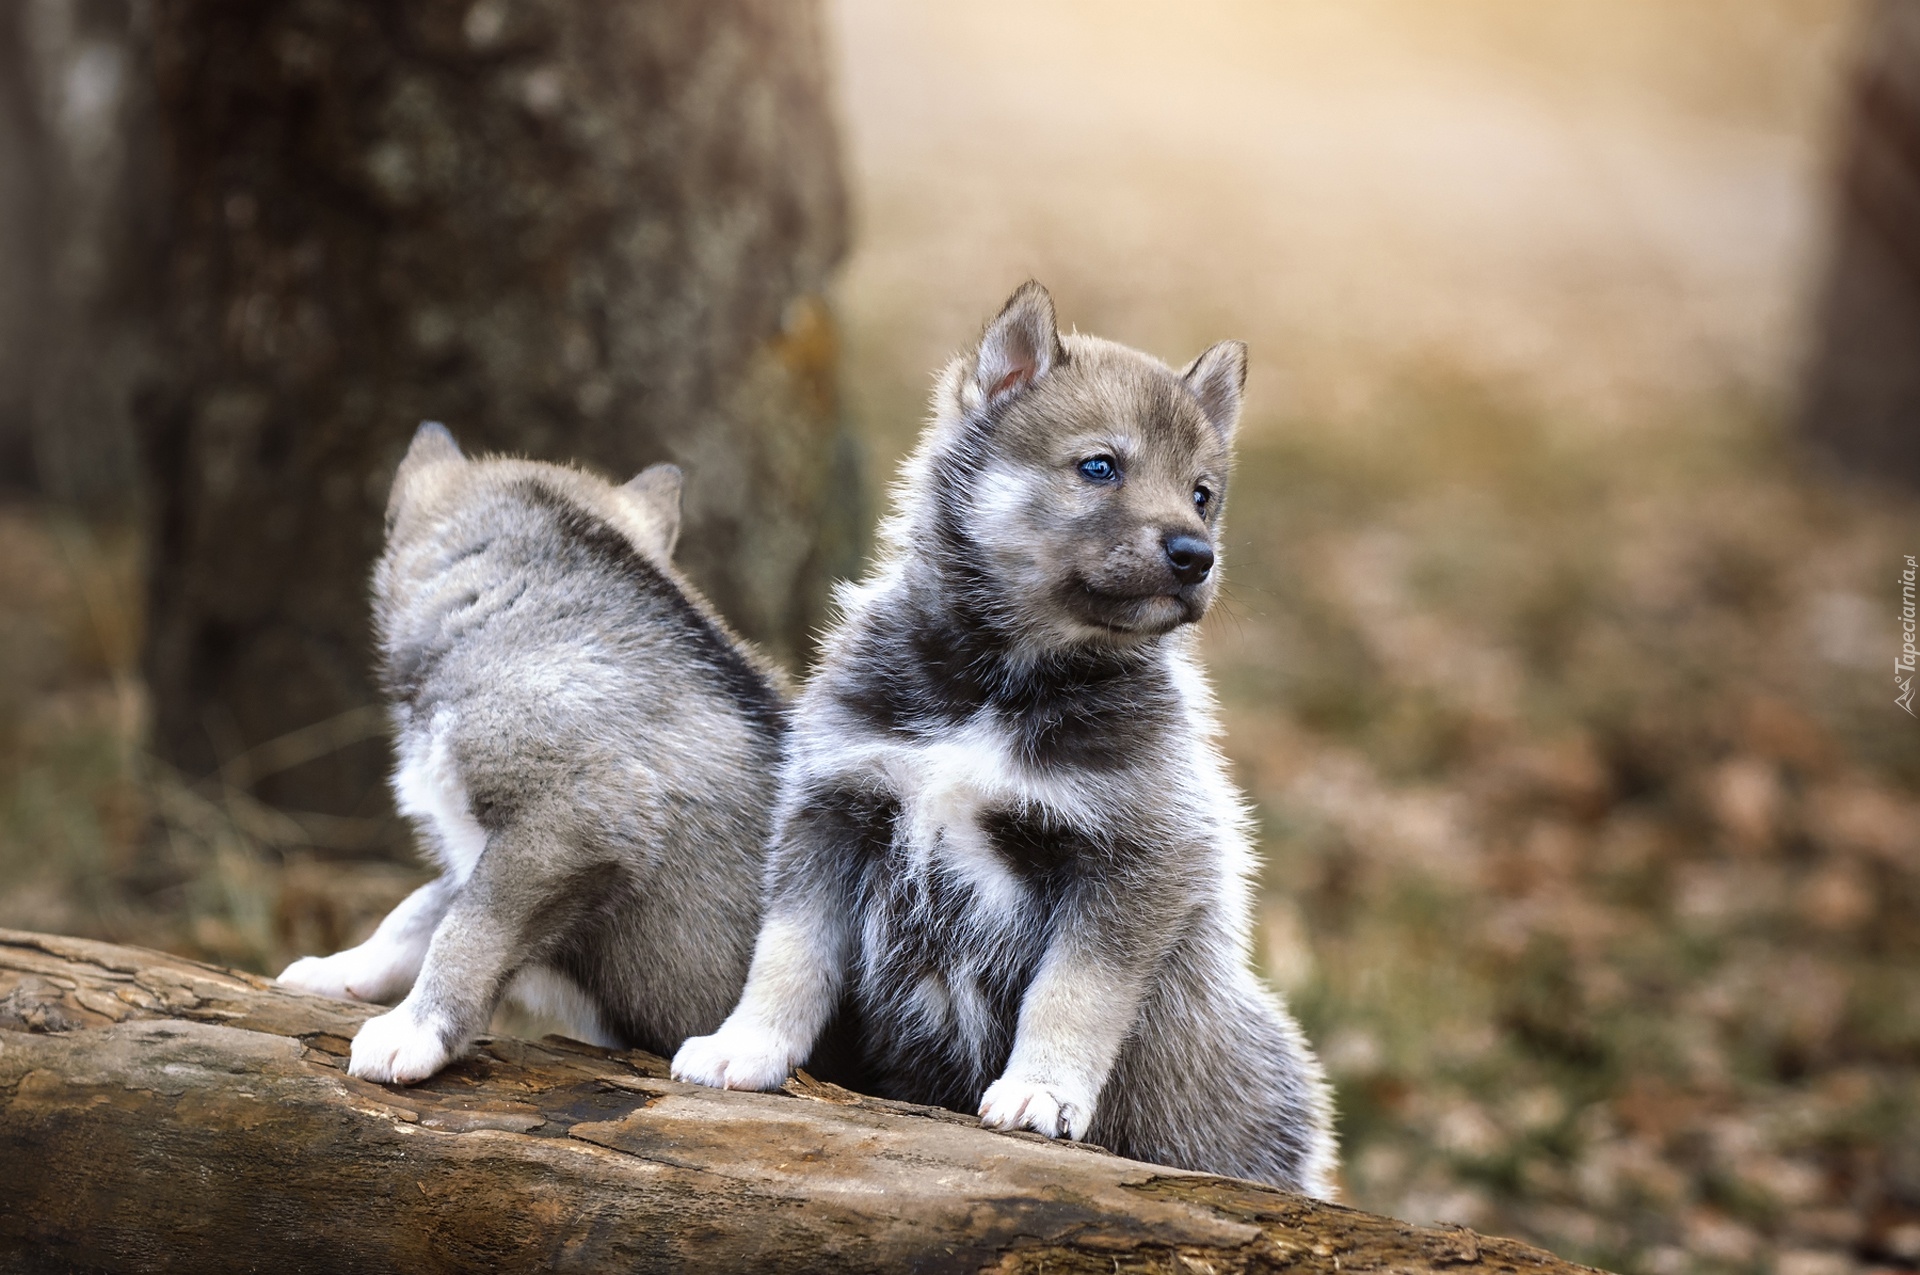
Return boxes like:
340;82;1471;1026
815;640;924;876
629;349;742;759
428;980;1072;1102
673;283;1336;1194
279;424;785;1084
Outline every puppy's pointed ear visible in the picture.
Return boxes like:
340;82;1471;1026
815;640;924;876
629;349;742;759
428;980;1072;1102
621;462;683;558
386;421;464;531
399;420;463;476
1181;341;1247;441
971;281;1064;408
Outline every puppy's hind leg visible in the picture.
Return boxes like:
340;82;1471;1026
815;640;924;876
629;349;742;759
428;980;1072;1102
350;822;607;1085
1099;957;1338;1198
278;876;455;1003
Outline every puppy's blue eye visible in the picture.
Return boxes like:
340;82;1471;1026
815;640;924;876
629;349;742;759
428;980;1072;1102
1078;456;1118;483
1193;485;1212;511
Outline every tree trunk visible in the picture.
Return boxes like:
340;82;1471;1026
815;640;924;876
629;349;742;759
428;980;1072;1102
0;928;1606;1275
141;0;854;825
1799;0;1920;491
0;8;40;490
0;0;157;509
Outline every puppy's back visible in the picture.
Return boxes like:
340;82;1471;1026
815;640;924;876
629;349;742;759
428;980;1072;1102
376;445;786;1049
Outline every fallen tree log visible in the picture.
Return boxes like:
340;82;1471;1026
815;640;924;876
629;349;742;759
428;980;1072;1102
0;930;1605;1274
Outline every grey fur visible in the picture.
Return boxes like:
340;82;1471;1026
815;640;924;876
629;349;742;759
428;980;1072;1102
674;284;1338;1196
279;423;786;1084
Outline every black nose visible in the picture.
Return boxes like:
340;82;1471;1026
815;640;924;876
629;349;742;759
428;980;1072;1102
1163;533;1214;585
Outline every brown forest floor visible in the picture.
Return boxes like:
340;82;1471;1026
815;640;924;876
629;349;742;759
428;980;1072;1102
3;392;1916;1275
1209;389;1920;1275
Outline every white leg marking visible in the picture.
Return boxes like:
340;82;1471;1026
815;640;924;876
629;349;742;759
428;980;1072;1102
348;994;458;1085
980;944;1144;1142
672;914;839;1091
278;879;450;1003
978;1071;1098;1141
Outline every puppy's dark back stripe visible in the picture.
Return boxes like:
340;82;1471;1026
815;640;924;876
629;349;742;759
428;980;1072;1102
511;480;785;735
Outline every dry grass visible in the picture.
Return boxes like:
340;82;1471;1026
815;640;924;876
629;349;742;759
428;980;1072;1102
0;505;424;971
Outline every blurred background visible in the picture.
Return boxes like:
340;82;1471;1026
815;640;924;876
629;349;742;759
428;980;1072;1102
2;3;1918;1272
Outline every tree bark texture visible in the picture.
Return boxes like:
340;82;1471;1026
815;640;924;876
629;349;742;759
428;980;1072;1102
142;0;854;821
1799;0;1920;491
0;929;1609;1275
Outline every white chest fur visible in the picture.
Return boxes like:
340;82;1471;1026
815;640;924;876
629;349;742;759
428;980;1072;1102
822;715;1111;923
806;717;1032;921
887;721;1028;917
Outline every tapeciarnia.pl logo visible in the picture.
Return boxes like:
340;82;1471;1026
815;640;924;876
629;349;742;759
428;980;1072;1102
1900;555;1917;716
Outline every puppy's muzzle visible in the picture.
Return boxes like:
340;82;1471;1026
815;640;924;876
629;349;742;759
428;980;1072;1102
1162;533;1214;586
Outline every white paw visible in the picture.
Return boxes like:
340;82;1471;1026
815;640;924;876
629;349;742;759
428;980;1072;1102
278;953;360;1001
348;1005;455;1084
278;950;400;1003
978;1074;1095;1141
670;1019;797;1091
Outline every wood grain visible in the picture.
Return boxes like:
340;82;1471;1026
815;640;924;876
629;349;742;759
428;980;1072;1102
0;929;1609;1274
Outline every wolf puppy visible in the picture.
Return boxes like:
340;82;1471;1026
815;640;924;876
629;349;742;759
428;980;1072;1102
279;424;785;1084
673;283;1336;1194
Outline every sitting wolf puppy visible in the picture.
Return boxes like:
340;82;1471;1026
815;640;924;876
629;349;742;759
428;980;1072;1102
279;423;785;1084
673;283;1336;1195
